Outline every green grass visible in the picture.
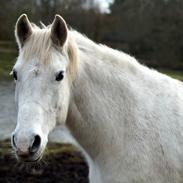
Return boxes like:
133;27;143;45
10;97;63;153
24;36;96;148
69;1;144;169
0;42;17;80
158;69;183;81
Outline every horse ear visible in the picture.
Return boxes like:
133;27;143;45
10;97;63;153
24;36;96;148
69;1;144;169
15;14;32;48
51;15;68;47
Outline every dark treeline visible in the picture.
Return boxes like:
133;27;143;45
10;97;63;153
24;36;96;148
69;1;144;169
1;0;183;70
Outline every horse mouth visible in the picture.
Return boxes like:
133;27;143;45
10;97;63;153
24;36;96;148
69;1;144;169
16;153;43;163
24;155;42;163
27;158;41;163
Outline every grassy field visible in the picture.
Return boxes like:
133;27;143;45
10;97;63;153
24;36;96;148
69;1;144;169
158;69;183;81
0;41;183;81
0;41;17;80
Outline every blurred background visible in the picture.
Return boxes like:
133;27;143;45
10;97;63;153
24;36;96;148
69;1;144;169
0;0;183;182
1;0;183;78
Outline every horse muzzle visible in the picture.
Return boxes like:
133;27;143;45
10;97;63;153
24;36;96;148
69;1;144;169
11;133;42;162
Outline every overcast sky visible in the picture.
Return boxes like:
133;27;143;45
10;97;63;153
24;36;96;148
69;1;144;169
96;0;114;13
83;0;114;13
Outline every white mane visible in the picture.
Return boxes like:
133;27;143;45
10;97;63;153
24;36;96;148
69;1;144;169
71;30;180;85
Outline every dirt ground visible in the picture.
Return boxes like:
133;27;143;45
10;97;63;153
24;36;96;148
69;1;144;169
0;140;89;183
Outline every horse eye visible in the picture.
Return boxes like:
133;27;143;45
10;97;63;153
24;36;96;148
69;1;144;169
13;70;17;80
55;71;64;81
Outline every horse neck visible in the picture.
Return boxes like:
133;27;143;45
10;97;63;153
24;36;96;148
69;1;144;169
67;32;142;159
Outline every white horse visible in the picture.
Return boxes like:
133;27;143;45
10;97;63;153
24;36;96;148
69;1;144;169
11;14;183;183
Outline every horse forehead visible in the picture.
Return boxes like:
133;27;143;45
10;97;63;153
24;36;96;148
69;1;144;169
20;49;55;69
30;66;40;76
21;31;53;65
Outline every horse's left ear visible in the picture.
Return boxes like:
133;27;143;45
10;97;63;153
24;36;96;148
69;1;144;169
51;15;68;47
15;14;33;48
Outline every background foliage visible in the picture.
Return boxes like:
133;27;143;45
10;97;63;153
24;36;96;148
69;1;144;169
1;0;183;72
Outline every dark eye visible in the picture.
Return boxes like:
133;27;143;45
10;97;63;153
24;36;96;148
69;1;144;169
13;70;17;80
56;71;64;81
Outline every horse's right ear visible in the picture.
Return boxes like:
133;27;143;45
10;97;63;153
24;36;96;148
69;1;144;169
51;15;68;47
15;14;32;48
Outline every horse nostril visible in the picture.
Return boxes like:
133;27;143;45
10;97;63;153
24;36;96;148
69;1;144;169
29;135;41;154
12;134;17;149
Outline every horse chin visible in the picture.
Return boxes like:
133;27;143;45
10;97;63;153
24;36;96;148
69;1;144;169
15;148;45;163
17;153;43;163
